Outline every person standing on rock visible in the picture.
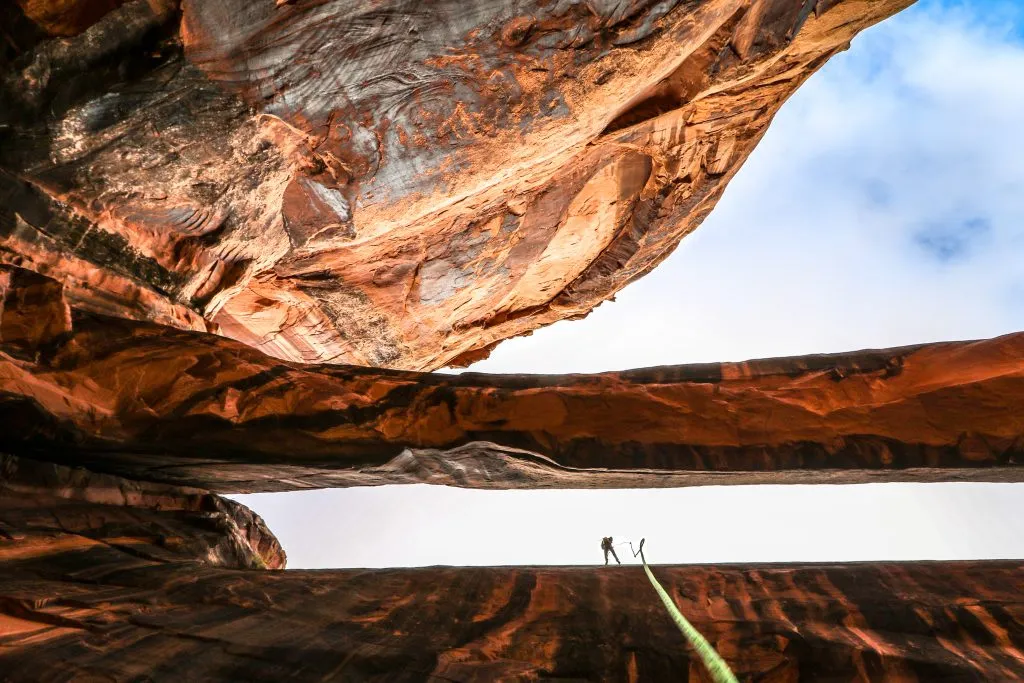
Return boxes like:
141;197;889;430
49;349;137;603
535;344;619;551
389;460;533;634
601;536;621;565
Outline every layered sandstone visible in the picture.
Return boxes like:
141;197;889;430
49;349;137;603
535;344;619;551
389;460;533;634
3;4;1023;680
0;453;284;570
2;266;1022;492
2;0;914;370
0;461;1020;681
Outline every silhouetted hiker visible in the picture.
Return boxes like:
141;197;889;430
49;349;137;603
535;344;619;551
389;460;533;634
601;536;621;565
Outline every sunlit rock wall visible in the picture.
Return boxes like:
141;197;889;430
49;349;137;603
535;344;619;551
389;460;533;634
2;266;1022;493
2;0;913;369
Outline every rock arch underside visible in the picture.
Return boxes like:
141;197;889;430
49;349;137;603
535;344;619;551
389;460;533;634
1;0;1022;680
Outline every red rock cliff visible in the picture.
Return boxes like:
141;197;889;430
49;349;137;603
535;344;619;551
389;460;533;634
2;4;1023;680
0;460;1020;682
2;0;914;369
2;266;1021;492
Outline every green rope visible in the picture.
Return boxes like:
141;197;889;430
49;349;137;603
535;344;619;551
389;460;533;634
634;539;739;683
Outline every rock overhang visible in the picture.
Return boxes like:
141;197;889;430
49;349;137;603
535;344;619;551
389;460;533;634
2;0;916;370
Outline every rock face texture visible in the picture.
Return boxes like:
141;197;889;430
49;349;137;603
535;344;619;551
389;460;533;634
4;5;1024;679
0;454;285;571
2;266;1022;493
1;464;1021;682
0;265;71;353
2;0;913;370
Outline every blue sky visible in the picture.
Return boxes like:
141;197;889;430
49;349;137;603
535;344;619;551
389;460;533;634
235;0;1024;568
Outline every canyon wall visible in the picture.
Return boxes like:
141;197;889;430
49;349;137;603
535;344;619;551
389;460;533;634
4;3;1024;680
2;265;1022;493
1;457;1020;681
2;0;912;370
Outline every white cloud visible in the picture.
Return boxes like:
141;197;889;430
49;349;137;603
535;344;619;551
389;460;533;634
236;2;1024;568
467;0;1024;373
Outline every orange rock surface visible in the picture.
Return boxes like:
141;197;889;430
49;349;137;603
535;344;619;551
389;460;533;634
1;457;1021;681
3;3;1024;679
0;266;71;353
1;267;1021;492
2;0;913;369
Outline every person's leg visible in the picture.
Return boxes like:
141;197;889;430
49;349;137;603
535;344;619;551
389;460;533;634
604;548;610;565
610;547;621;564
